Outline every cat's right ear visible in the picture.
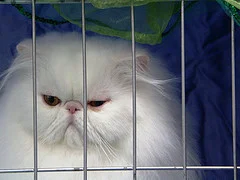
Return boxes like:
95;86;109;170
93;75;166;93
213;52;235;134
16;40;32;54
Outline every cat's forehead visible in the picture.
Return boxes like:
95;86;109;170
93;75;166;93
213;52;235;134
38;35;131;69
37;35;131;100
38;34;132;78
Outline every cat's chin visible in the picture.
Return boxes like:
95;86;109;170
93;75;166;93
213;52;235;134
63;125;83;149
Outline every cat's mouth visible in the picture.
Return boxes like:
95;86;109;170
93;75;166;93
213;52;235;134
64;119;81;135
66;123;76;130
63;118;83;147
66;119;75;129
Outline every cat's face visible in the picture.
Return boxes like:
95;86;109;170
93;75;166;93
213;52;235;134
3;33;149;149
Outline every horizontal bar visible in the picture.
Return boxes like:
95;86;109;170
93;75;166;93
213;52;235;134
1;166;240;173
0;0;216;4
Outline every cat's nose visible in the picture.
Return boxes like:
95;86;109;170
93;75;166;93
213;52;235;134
65;101;82;114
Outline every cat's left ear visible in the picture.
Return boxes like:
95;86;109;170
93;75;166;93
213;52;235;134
119;54;150;72
16;39;32;54
135;55;150;71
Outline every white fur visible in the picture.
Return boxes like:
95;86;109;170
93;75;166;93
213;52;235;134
0;32;201;179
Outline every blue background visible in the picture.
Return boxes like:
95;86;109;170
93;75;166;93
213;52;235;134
0;1;240;179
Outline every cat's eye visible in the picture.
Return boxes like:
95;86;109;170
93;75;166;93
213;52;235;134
88;101;106;107
43;95;61;106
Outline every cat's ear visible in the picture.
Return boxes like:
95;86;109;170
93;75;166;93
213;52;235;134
16;39;32;54
135;55;150;71
118;54;150;72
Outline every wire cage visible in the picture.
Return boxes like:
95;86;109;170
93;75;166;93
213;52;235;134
0;0;239;179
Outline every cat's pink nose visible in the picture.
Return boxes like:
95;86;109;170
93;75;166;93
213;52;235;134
65;101;82;114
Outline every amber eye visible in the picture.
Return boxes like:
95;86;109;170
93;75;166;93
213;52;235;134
88;101;106;107
43;95;61;106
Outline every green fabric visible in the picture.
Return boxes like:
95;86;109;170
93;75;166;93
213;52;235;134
54;2;179;45
12;4;68;25
225;0;240;9
217;0;240;25
9;0;240;45
88;0;175;9
12;1;201;45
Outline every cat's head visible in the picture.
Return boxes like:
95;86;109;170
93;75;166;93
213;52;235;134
0;32;159;149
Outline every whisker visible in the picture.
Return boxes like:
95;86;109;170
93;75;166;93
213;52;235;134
97;133;118;162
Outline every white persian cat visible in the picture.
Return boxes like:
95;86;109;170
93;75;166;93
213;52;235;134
0;32;201;180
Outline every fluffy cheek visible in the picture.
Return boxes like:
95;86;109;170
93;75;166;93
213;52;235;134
3;81;34;133
36;101;70;143
16;94;62;139
88;101;132;144
37;102;59;132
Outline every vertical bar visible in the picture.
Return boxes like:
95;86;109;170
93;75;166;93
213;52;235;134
131;3;137;180
181;0;187;179
31;0;38;179
81;0;87;180
231;16;237;180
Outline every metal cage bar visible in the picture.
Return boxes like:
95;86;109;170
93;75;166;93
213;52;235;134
81;0;88;180
3;166;240;174
231;16;237;180
31;0;38;179
181;0;187;179
0;0;208;4
131;3;137;180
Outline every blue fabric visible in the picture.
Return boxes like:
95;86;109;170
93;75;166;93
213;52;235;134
0;1;240;179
